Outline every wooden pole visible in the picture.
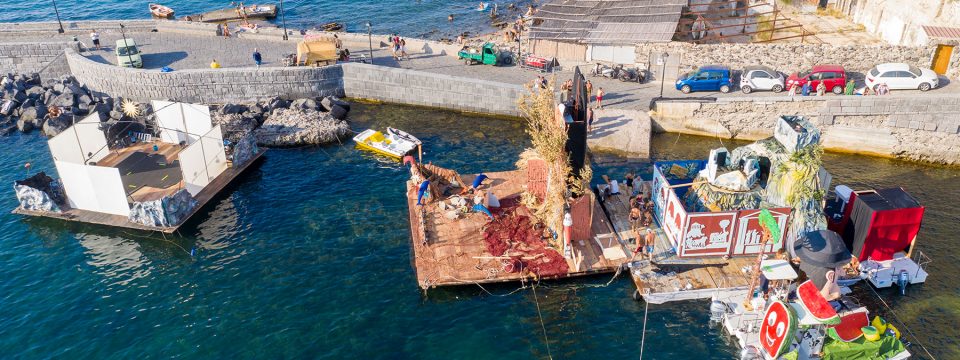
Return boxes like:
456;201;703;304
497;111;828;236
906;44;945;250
418;144;423;163
743;227;771;312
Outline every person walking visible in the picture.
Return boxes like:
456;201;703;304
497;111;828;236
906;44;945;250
596;87;605;109
90;29;101;50
399;38;408;60
816;81;826;96
252;48;262;68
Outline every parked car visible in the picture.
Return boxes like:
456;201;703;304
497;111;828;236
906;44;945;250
740;65;785;94
675;65;733;93
786;65;846;94
865;63;939;91
115;38;143;68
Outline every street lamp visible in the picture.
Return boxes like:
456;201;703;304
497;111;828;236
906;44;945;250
279;0;288;40
659;52;669;98
119;24;133;66
366;21;373;65
51;0;64;33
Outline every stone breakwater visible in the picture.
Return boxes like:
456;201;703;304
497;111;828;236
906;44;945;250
652;95;960;165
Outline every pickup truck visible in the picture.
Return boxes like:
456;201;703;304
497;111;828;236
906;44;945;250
457;42;513;66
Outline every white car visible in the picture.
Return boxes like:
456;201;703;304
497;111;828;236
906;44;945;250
865;63;939;91
740;65;785;94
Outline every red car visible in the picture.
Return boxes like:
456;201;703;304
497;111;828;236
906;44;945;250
786;65;847;94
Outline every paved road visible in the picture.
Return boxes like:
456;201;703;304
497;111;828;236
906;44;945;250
12;29;955;111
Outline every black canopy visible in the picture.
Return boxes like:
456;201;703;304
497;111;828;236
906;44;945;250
565;66;588;175
794;230;851;268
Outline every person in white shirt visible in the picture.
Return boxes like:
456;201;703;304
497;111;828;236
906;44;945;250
90;30;101;50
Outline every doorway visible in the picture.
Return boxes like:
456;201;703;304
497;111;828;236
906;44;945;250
932;44;954;75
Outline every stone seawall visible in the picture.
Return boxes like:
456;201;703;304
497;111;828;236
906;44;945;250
0;42;72;78
65;48;343;103
636;42;938;75
652;95;960;165
341;62;524;116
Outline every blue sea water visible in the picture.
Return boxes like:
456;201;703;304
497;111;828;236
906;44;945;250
2;0;531;39
0;103;958;359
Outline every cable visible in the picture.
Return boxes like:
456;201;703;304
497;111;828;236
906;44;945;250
640;300;649;360
864;285;937;360
531;282;554;360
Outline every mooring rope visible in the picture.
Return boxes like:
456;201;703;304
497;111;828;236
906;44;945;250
865;285;937;360
531;282;554;360
639;300;649;360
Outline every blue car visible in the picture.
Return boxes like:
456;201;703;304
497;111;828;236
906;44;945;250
675;65;734;94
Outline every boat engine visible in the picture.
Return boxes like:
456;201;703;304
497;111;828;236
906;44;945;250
897;270;909;295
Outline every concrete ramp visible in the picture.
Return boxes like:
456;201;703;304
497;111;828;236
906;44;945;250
587;109;651;159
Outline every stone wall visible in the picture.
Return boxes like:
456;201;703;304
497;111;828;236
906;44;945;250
0;42;72;78
341;62;524;116
0;20;157;40
636;42;940;76
65;48;343;103
652;94;960;165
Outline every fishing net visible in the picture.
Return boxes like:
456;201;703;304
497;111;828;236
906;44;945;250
482;197;570;277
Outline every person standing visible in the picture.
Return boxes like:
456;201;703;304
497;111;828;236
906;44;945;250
644;229;656;260
788;83;798;97
252;48;262;68
585;80;593;100
333;34;342;50
816;81;826;96
596;87;605;109
399;38;408;60
90;29;101;50
844;79;855;95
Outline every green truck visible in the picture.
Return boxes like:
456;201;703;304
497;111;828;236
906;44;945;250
457;43;513;66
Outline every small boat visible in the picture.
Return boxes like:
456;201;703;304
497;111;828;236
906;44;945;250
476;2;489;11
319;22;343;32
149;3;175;18
353;128;421;159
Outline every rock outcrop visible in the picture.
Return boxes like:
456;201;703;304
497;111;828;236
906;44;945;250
254;108;350;147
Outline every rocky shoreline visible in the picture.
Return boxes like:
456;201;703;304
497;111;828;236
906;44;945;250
0;72;352;147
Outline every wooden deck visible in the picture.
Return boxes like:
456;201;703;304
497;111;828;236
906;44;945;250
597;181;756;304
407;170;629;289
12;149;265;233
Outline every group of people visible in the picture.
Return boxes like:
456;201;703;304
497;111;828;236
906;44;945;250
389;34;408;61
788;79;892;96
626;175;656;260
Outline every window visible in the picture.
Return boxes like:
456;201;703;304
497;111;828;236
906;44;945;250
869;68;880;77
752;71;771;79
897;70;915;78
820;72;836;80
880;71;896;78
695;72;711;80
709;72;721;80
908;66;922;77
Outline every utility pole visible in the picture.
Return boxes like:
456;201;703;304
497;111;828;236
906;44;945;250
659;52;669;98
279;0;288;40
51;0;64;33
366;22;373;65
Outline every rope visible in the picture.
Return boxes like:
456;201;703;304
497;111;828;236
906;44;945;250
864;284;937;360
531;282;554;360
640;300;649;360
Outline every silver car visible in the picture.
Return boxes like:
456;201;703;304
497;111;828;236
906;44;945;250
740;65;785;94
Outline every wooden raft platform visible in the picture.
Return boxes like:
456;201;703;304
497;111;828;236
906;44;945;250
406;170;629;289
598;187;755;304
12;149;266;233
190;4;278;23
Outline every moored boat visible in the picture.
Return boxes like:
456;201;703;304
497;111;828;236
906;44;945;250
149;3;175;18
353;128;421;159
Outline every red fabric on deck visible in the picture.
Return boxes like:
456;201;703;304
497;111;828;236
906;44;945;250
482;199;570;277
859;206;924;261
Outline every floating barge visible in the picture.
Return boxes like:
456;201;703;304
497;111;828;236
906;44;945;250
405;169;630;289
12;101;264;233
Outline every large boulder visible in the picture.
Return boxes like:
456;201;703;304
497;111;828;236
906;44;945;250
290;98;319;111
50;93;76;108
212;112;259;143
16;117;34;132
42;114;72;137
220;103;246;115
320;96;351;113
19;105;45;124
0;99;18;116
89;102;111;120
254;108;349;147
26;86;44;98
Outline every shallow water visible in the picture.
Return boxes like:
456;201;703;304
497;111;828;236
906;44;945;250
0;103;957;359
4;0;531;40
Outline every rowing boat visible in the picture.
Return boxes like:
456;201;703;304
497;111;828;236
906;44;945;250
149;3;175;18
353;128;421;159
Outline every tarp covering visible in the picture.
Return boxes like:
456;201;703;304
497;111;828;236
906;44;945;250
847;188;923;261
795;230;851;268
821;335;906;360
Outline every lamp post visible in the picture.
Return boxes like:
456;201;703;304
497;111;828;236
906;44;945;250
51;0;64;34
366;22;373;65
279;0;288;40
658;52;669;98
119;23;133;66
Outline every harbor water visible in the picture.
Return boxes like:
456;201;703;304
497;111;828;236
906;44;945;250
3;0;532;40
0;103;958;359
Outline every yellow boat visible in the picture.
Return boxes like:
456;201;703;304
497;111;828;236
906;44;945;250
353;128;421;159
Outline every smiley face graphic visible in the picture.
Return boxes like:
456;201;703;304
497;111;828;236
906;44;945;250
759;300;797;358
